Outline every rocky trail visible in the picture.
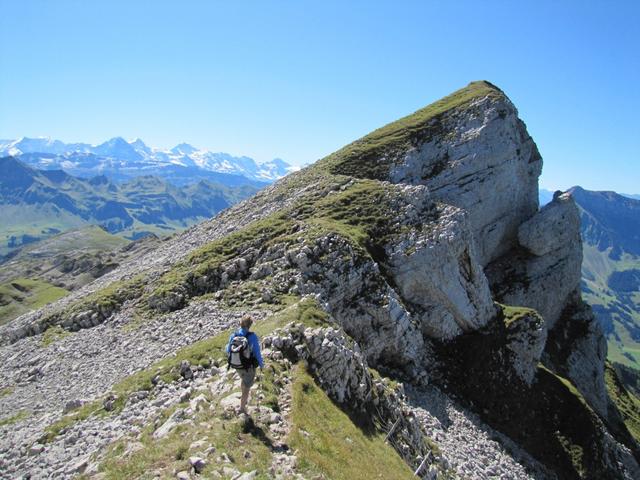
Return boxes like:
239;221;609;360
0;299;261;478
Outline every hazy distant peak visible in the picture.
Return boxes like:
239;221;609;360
170;143;198;155
93;137;143;161
98;137;129;148
129;138;151;153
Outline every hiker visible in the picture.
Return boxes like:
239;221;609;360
226;315;264;414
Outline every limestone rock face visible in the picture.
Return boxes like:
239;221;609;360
387;204;497;340
389;94;542;266
303;326;373;406
289;233;430;379
565;315;608;418
487;193;582;330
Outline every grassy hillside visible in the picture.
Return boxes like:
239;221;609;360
0;204;88;257
605;362;640;443
289;366;416;480
582;244;640;367
0;278;68;325
0;226;159;325
572;187;640;373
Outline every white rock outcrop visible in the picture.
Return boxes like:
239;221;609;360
387;204;497;340
389;94;542;266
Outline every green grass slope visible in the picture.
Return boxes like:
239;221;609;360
582;244;640;367
0;278;68;325
573;187;640;369
605;362;640;443
290;365;415;480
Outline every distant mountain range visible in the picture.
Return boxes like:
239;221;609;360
0;136;297;186
0;156;260;257
540;188;640;206
569;186;640;367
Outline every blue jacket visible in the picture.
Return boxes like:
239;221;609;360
226;328;264;368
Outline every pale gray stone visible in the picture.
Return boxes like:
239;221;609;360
189;456;206;473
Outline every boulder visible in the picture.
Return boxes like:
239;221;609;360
189;456;206;474
62;399;86;414
518;192;580;257
180;360;193;380
153;408;186;439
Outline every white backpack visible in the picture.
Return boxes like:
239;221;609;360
228;333;254;369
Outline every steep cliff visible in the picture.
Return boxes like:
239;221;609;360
1;81;639;480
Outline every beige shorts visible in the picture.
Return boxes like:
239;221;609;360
237;367;256;388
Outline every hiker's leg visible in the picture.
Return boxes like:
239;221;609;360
240;384;250;413
238;368;255;414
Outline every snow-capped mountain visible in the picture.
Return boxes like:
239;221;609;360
0;137;297;184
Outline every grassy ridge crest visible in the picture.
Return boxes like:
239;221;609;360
315;81;505;179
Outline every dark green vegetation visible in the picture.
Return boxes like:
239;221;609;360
436;305;640;480
0;278;68;325
605;362;640;443
612;362;640;398
572;187;640;368
316;81;504;180
0;156;259;257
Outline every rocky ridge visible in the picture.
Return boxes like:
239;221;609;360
1;81;639;479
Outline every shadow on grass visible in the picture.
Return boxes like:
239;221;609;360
242;416;276;451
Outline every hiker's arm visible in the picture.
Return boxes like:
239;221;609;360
225;333;234;354
252;335;264;368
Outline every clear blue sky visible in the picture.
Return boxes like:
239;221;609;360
1;1;638;192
